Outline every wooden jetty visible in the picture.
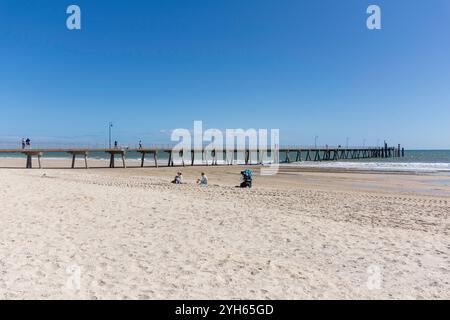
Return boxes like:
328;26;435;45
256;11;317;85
0;145;402;169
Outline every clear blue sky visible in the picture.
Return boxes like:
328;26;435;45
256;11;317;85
0;0;449;148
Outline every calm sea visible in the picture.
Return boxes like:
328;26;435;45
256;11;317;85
283;150;450;173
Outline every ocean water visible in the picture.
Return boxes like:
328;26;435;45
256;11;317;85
282;150;450;173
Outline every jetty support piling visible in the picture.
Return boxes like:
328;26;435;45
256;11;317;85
67;151;89;169
22;151;43;169
106;149;126;168
135;148;160;167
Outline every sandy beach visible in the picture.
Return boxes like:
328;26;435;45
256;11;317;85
0;158;449;299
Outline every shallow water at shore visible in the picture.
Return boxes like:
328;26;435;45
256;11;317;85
282;161;450;173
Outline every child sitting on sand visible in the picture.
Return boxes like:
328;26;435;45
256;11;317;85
197;172;208;186
172;172;183;184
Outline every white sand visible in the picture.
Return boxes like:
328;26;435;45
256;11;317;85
0;163;449;299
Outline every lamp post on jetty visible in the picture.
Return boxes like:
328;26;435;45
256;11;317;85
108;122;113;148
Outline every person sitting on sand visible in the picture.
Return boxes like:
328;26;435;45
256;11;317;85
239;169;253;188
197;172;208;186
172;172;183;184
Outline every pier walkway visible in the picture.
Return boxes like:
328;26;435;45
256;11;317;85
0;146;403;169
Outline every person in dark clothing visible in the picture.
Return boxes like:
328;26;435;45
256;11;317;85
114;141;118;148
21;138;26;149
25;138;31;148
239;170;253;188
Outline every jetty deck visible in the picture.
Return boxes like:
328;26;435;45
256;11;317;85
0;145;403;169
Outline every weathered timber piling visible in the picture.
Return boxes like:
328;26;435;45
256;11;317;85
67;151;89;169
136;149;158;168
106;149;126;168
22;151;43;169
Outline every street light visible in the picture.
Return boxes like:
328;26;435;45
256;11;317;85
108;122;113;148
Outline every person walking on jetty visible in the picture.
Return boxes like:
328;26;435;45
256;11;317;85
138;140;142;149
21;138;25;149
114;140;118;149
25;138;31;149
